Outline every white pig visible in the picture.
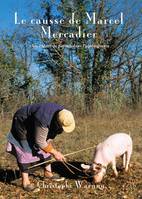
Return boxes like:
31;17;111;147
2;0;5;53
81;133;133;183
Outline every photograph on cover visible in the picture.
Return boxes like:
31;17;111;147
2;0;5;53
0;0;142;198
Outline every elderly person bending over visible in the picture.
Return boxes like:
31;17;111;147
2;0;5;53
6;102;75;191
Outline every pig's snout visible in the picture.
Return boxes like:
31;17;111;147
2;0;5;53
93;171;105;183
92;164;107;183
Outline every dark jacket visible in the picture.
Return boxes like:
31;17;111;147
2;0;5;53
11;102;64;145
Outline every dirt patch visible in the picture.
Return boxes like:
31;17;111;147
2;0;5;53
0;112;142;198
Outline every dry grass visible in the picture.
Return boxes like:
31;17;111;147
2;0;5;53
0;110;142;199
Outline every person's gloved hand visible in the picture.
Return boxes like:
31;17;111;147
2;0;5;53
42;143;66;162
52;150;66;162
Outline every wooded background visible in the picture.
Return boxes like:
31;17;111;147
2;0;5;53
0;0;142;117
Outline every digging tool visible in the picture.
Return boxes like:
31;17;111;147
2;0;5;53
27;145;95;170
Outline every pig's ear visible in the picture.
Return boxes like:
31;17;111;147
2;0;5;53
81;164;91;170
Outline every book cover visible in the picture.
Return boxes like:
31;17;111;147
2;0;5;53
0;0;142;198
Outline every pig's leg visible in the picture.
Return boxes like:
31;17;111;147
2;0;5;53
125;146;132;172
112;159;118;177
122;153;126;168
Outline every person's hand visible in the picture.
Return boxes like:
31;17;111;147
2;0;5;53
52;150;66;162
